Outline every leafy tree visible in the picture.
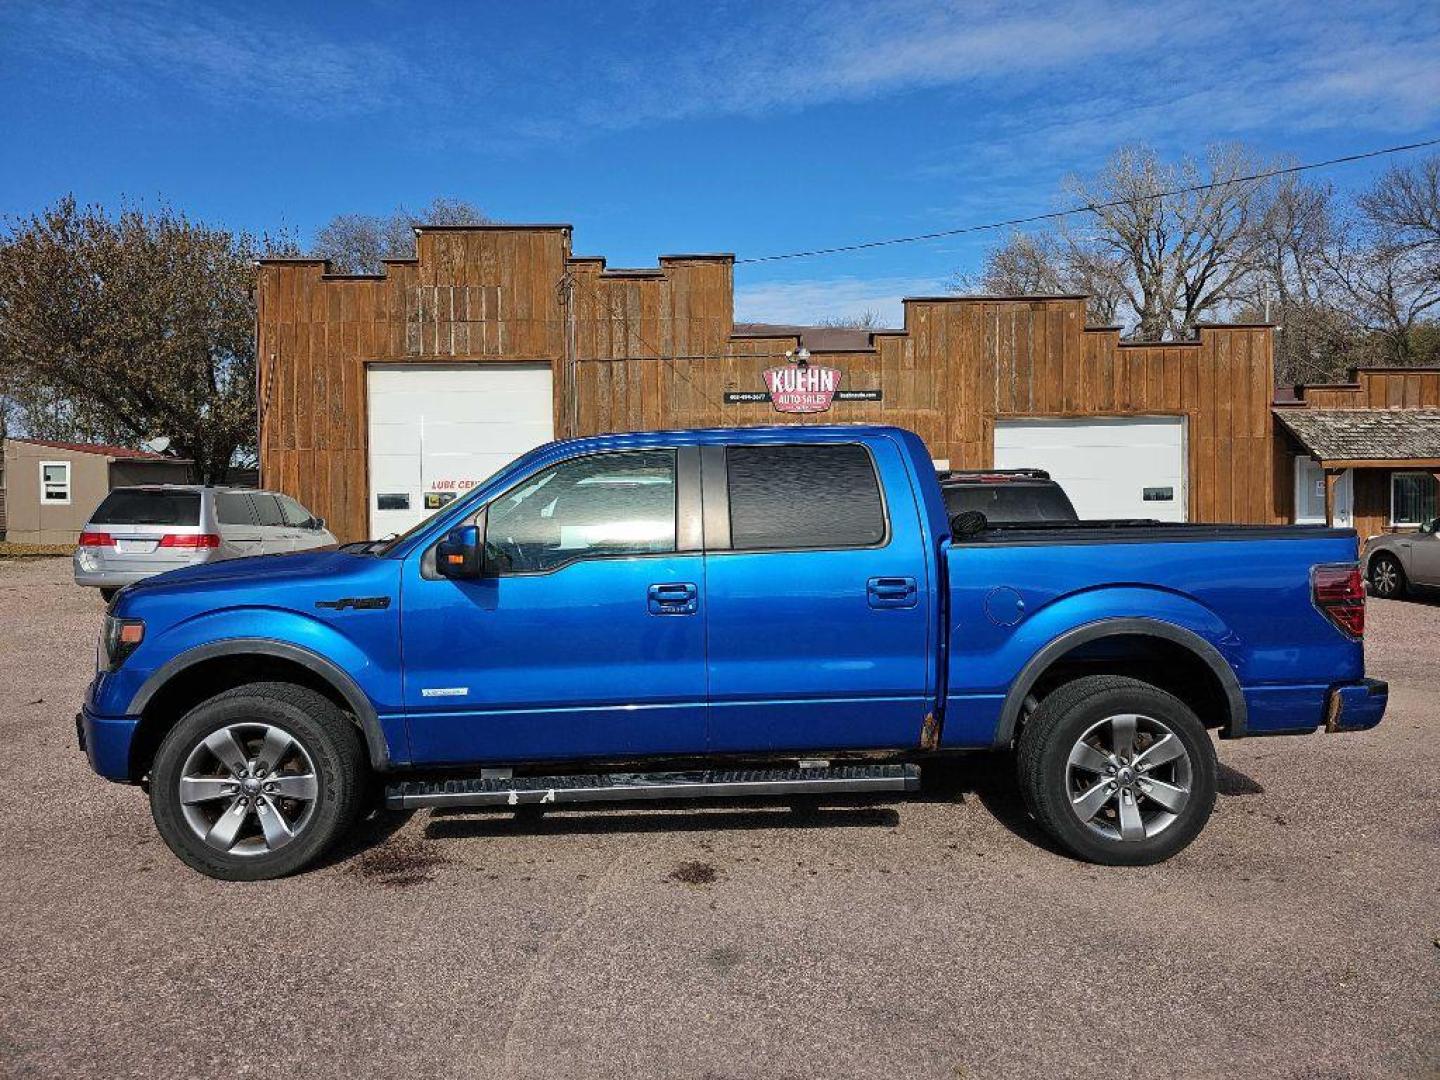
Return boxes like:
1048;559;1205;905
312;196;491;274
0;197;291;481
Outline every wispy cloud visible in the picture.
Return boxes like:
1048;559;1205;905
735;273;941;326
3;0;417;117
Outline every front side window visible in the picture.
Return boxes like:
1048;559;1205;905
277;495;314;528
1391;472;1439;527
726;443;886;551
483;449;676;574
40;461;71;505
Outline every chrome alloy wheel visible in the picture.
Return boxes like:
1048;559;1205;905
178;723;320;856
1371;558;1400;597
1065;713;1192;842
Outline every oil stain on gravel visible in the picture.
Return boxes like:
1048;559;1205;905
347;836;450;887
667;859;719;886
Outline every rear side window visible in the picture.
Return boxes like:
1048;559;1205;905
726;444;886;550
90;490;200;526
216;493;257;525
250;494;285;526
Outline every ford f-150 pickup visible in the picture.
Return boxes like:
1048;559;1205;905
78;425;1387;879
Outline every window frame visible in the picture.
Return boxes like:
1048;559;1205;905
713;441;892;555
1389;470;1440;528
39;460;71;506
473;447;688;578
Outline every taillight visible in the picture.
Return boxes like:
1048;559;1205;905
78;531;114;547
1312;563;1365;639
158;533;221;549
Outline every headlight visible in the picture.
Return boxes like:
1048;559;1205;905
98;615;145;672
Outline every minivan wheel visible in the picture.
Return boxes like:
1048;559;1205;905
1368;554;1405;599
1017;675;1217;866
149;682;366;880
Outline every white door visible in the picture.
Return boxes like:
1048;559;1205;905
367;363;554;538
993;416;1187;522
1294;457;1352;526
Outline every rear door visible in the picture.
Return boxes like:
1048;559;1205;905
701;439;934;753
215;491;263;558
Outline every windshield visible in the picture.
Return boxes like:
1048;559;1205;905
89;489;201;526
943;483;1077;524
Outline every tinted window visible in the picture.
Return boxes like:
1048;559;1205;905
216;492;256;525
250;493;285;526
726;444;885;550
90;489;200;526
484;450;676;574
942;483;1078;524
277;495;314;527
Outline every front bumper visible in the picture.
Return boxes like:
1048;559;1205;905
77;705;140;781
1324;678;1388;733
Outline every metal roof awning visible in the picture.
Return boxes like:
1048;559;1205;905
1275;408;1440;469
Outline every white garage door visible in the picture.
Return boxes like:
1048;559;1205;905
367;363;554;538
993;416;1187;522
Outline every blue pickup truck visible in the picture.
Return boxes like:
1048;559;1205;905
79;425;1386;879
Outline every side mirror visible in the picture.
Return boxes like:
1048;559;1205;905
436;524;483;579
311;516;326;531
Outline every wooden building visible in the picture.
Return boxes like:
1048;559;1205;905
258;224;1289;544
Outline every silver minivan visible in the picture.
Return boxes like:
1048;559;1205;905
73;486;337;600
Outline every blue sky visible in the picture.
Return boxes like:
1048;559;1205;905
2;0;1438;325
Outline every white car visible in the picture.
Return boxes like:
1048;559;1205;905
73;486;337;600
1363;516;1440;599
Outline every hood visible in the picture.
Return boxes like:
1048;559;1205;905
121;547;365;594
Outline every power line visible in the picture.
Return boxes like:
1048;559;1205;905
735;136;1440;265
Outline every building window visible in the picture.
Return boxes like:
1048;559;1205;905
40;461;71;505
1390;472;1438;527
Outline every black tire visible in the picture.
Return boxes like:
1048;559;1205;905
1368;553;1406;599
99;588;119;603
149;682;367;880
1016;675;1217;866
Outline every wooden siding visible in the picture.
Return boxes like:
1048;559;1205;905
258;227;1278;542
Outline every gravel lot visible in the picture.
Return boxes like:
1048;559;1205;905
1;557;1436;1080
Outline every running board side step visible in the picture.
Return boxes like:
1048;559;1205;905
384;764;920;810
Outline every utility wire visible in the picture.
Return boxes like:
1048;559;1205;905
735;136;1440;265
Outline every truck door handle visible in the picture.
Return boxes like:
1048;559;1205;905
648;582;698;615
867;576;918;609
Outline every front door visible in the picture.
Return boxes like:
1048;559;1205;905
702;440;934;753
400;447;708;765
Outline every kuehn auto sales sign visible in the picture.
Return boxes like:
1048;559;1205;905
724;363;882;413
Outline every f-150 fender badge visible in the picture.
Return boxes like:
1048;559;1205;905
421;687;469;698
316;596;392;611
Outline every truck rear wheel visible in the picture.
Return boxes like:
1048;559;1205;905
1017;675;1216;865
149;682;366;880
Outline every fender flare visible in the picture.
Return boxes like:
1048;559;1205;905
128;638;391;770
993;617;1248;746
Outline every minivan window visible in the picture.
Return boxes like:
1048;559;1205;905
726;444;885;550
484;450;676;574
250;494;285;527
90;489;201;526
216;492;257;525
277;495;314;528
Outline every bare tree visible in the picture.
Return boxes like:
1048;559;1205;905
815;310;885;329
313;196;492;274
0;197;288;480
1358;156;1440;264
953;231;1126;325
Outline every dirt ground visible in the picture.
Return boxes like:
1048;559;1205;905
0;557;1436;1079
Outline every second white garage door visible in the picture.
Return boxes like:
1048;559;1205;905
993;416;1187;522
367;363;554;538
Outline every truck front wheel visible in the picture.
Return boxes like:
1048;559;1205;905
149;682;366;880
1017;675;1217;865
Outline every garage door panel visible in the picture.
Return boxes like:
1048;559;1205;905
367;363;554;537
993;416;1186;522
